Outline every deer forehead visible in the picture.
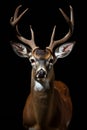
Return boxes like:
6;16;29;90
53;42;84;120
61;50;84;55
31;48;53;60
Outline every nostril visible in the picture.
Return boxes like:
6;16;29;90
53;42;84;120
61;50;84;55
36;69;47;78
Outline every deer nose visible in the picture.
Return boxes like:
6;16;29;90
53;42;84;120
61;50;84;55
36;69;47;78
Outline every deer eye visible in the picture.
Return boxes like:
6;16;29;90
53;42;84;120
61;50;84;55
49;59;54;64
31;59;35;63
29;57;36;64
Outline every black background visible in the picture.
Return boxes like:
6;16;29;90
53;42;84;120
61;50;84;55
0;0;85;130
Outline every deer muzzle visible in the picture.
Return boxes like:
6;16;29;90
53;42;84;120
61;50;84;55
36;68;47;79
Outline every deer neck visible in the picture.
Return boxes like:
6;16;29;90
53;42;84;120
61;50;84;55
30;68;55;125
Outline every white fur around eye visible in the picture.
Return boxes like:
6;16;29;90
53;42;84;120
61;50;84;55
47;57;54;68
29;57;36;65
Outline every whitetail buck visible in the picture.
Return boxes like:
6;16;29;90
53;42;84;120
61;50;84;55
10;4;76;130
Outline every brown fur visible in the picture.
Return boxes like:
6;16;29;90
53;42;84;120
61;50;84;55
23;80;72;130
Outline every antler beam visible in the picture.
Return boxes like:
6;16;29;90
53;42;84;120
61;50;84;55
47;5;74;51
10;5;38;51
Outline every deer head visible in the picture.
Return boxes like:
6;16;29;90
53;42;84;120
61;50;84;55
10;5;75;86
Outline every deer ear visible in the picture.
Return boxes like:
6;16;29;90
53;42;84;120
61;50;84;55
11;42;30;58
54;41;76;59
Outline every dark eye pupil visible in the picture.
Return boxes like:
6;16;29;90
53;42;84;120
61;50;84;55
31;59;35;63
49;59;53;63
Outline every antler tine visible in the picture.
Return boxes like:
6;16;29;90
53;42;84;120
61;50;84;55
17;25;38;50
59;5;74;31
48;26;56;49
10;5;28;26
10;5;38;50
47;5;74;52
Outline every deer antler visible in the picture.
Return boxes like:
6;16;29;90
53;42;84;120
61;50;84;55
47;5;74;52
10;5;38;51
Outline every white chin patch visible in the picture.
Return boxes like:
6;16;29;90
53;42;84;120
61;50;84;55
34;81;44;91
